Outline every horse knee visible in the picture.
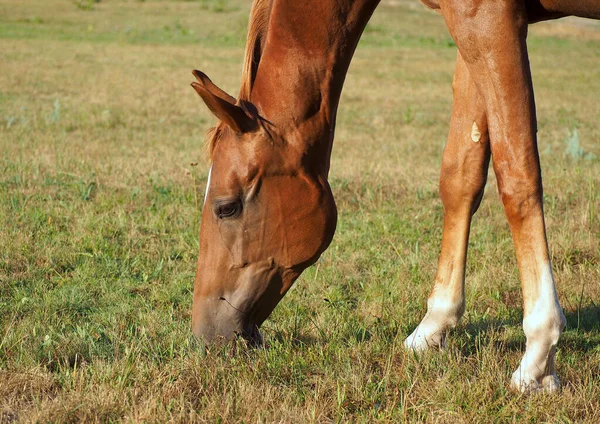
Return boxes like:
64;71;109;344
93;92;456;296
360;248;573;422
440;160;487;215
497;178;543;225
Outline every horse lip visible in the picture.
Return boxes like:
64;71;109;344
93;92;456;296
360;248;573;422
209;259;280;345
216;294;262;345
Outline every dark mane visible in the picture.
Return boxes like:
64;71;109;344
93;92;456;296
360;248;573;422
206;0;272;158
239;0;271;102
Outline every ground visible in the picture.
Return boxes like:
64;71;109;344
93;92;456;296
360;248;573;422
1;0;599;422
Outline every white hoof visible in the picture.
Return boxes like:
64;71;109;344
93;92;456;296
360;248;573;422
404;315;448;351
510;367;560;393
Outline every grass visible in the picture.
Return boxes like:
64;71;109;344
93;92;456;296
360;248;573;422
1;0;599;421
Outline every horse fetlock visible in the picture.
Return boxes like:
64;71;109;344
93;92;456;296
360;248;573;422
522;301;566;348
427;293;464;326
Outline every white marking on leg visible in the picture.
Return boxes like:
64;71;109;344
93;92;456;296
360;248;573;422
511;263;565;392
471;121;481;142
204;165;212;205
404;285;464;351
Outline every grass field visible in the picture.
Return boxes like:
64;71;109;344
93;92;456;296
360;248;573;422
1;0;600;422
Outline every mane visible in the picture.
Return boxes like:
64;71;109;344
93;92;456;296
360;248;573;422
239;0;271;102
206;0;272;158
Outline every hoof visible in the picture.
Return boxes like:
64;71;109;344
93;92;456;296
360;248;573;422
510;368;560;394
403;320;447;352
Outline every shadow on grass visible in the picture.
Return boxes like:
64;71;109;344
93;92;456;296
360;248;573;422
452;315;522;356
267;332;321;349
452;304;600;356
217;305;600;357
564;304;600;332
561;304;600;353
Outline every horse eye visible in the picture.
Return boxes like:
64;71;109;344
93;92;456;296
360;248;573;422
215;200;241;219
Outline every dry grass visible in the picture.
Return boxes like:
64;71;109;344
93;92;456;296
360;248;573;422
1;0;599;422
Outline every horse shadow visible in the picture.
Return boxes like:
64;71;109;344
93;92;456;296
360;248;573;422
252;305;599;356
455;304;600;356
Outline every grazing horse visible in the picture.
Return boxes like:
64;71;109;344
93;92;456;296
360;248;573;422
190;0;600;392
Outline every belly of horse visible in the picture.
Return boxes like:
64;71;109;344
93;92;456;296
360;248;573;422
527;0;599;21
419;0;600;21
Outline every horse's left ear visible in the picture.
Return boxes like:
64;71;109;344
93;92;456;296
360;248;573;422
191;70;256;134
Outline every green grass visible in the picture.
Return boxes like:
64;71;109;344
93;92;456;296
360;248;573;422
1;0;600;422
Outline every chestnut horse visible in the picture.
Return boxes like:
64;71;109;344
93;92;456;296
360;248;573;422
190;0;600;392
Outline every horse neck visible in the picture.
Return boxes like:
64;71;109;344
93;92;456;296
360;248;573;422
250;0;380;176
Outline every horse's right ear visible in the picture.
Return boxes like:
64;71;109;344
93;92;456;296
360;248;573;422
191;70;256;134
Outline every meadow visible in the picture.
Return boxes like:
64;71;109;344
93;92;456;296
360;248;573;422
1;0;599;422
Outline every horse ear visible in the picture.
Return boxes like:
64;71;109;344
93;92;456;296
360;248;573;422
191;70;256;134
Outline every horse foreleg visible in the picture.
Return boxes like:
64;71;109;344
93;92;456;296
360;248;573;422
405;51;490;350
438;0;566;393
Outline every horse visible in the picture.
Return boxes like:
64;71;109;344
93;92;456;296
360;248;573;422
189;0;600;393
